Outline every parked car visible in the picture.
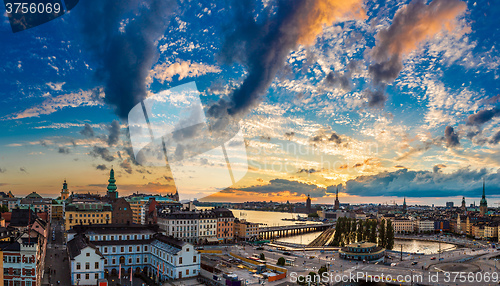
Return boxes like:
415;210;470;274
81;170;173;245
430;257;436;260
411;261;418;265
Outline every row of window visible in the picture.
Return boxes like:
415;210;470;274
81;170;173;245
69;213;109;218
104;256;146;265
90;234;151;241
3;256;21;263
76;262;99;270
2;268;30;275
75;273;99;280
4;280;32;286
171;226;197;231
101;245;149;254
69;219;107;224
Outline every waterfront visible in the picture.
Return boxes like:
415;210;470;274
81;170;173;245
197;207;317;227
199;208;458;254
278;232;456;254
229;209;315;227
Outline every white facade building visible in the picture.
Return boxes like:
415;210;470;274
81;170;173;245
157;211;200;244
67;235;105;286
415;220;435;233
198;211;217;244
67;224;200;283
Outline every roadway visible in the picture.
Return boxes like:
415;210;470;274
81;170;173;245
205;240;500;286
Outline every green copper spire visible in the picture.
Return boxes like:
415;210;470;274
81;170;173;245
63;180;68;190
107;168;117;192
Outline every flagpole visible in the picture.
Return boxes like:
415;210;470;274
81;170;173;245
130;266;133;285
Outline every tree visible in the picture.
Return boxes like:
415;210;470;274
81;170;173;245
259;253;265;260
356;219;364;242
307;272;318;285
277;257;285;266
379;219;386;248
0;205;8;213
330;217;344;246
386;220;395;250
344;218;351;244
369;220;377;243
350;218;357;243
318;266;327;277
363;219;371;241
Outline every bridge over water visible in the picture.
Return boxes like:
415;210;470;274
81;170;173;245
259;222;335;239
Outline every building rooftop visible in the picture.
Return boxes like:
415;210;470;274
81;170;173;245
67;234;102;260
73;224;158;235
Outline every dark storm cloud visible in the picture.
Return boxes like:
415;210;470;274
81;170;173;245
342;167;498;198
107;120;120;146
444;126;460;147
284;132;295;140
433;164;446;173
96;164;108;171
79;0;176;119
208;0;364;122
120;160;133;174
80;123;95;138
368;0;467;84
329;132;342;145
310;131;343;145
58;147;70;154
489;131;500;145
365;89;388;108
324;60;361;91
237;179;327;198
298;168;317;174
466;108;500;126
325;71;351;90
90;146;115;162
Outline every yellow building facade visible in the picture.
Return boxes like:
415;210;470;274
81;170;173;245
64;202;112;230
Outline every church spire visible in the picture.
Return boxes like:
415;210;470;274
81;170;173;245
107;168;118;199
482;178;486;199
60;179;70;200
334;185;340;210
480;178;488;215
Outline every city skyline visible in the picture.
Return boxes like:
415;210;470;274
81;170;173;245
1;0;500;204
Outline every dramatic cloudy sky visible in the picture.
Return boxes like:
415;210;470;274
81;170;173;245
1;0;499;206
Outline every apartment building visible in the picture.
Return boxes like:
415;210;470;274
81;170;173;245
198;211;217;244
414;220;434;233
234;219;260;241
65;201;112;231
213;208;235;243
157;211;199;244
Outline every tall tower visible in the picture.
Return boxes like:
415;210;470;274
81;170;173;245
402;197;407;214
107;168;118;200
480;179;488;216
334;186;340;210
461;196;466;211
60;180;70;200
306;194;312;214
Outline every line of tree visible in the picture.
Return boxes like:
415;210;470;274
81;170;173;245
329;217;394;249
